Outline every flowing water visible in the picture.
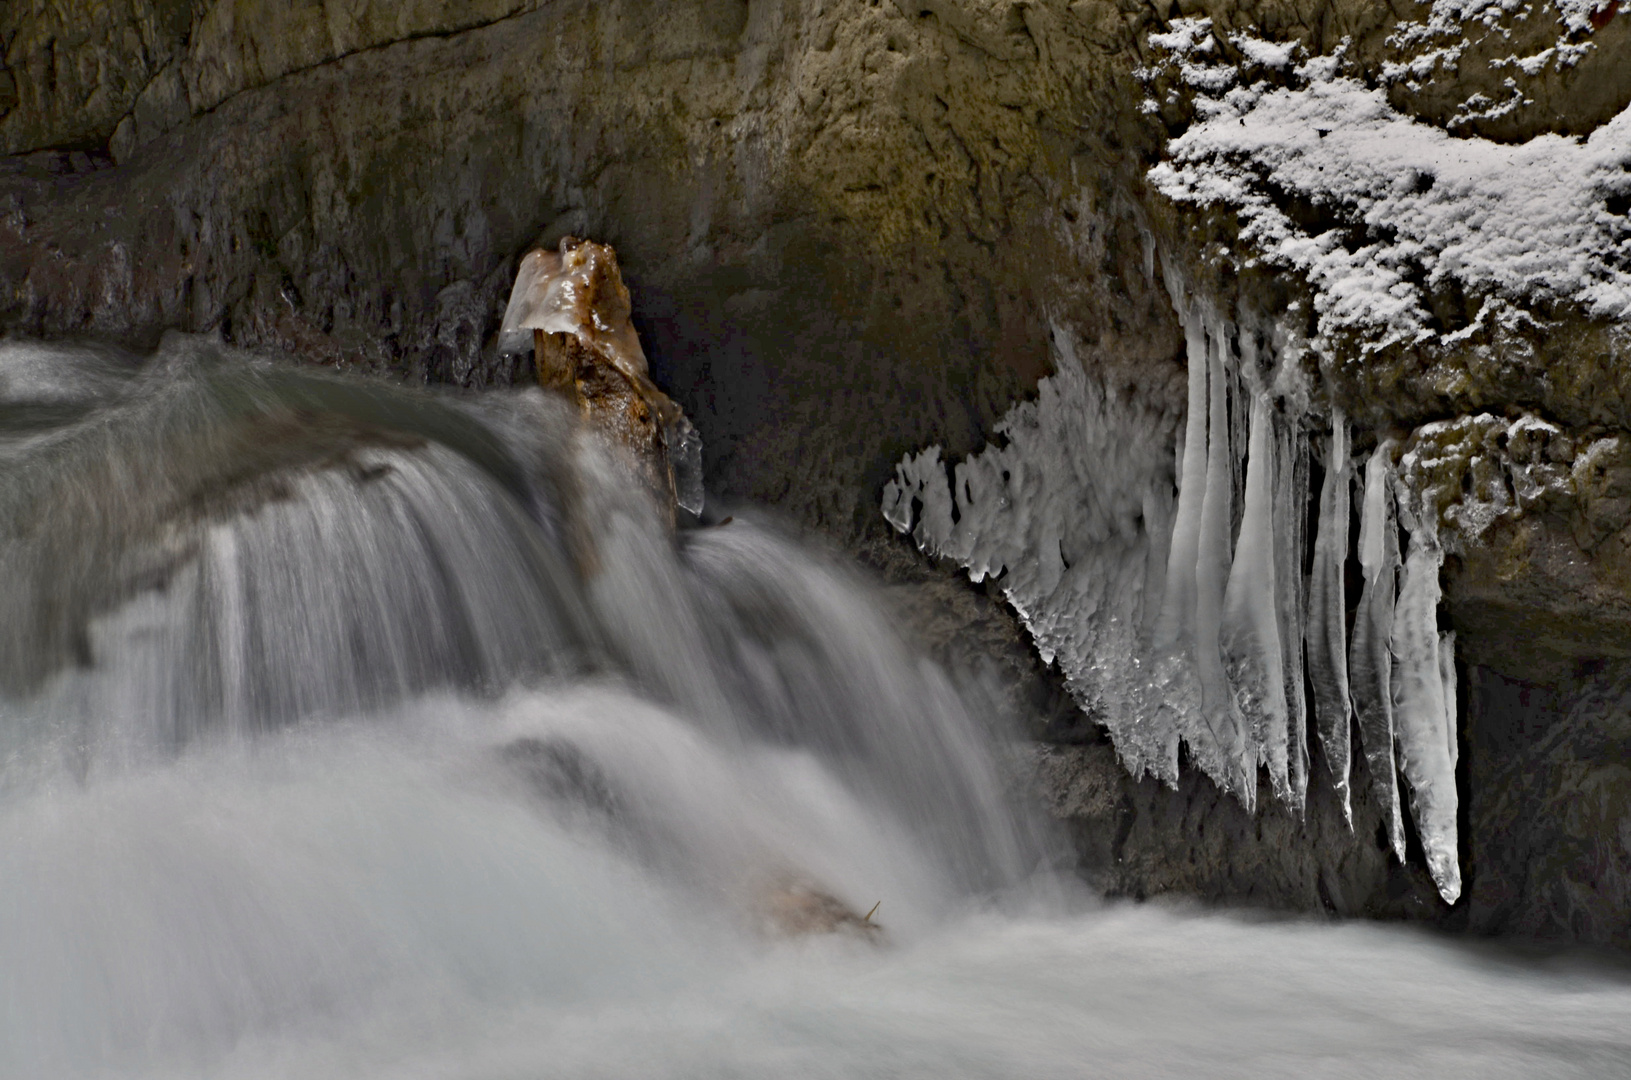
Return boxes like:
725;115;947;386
1;336;1627;1078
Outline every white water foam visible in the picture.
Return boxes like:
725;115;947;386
5;686;1630;1080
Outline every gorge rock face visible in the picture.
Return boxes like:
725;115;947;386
1465;665;1631;947
0;0;1191;532
4;0;1630;940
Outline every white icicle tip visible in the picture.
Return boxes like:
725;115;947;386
1390;500;1461;905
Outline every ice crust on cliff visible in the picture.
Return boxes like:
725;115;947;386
881;295;1469;890
884;286;1328;812
878;15;1583;891
880;329;1182;783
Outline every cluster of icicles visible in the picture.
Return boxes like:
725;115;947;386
883;276;1462;903
1154;279;1460;903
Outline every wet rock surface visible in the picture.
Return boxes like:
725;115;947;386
1465;665;1631;948
5;0;1631;942
501;237;694;519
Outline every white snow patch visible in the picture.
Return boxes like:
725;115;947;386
1147;60;1631;351
1232;34;1299;70
1554;0;1618;33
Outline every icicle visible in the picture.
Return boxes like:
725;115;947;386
881;474;914;534
881;447;956;552
1152;297;1210;654
1350;442;1406;861
1139;483;1175;639
1220;392;1288;800
669;417;706;517
1440;629;1458;772
1306;409;1354;825
1227;350;1251;547
1275;408;1310;809
1195;312;1251;802
1145;273;1212;785
1391;497;1461;904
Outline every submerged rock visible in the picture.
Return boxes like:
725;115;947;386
499;734;888;943
756;878;885;943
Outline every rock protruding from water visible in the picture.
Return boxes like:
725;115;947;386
501;237;703;519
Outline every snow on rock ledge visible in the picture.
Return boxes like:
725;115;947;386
1145;18;1631;357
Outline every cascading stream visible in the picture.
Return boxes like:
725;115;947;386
3;336;1628;1078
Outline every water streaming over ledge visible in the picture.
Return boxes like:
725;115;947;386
1;336;1628;1078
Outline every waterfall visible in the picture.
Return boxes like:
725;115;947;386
2;335;1621;1080
0;334;1028;867
0;334;1051;1077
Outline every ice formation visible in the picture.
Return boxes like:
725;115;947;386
1351;445;1408;861
1273;387;1311;807
880;328;1181;782
1306;410;1354;824
1146;283;1215;785
1387;463;1466;903
885;283;1325;814
1151;286;1210;659
881;287;1477;892
875;13;1608;897
1194;302;1249;797
1440;629;1459;773
1390;478;1463;903
1220;392;1289;802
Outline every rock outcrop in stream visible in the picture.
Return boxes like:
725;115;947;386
500;236;704;520
3;0;1629;944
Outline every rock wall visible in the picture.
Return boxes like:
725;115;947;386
4;0;1630;941
1463;664;1631;946
1;0;1187;536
